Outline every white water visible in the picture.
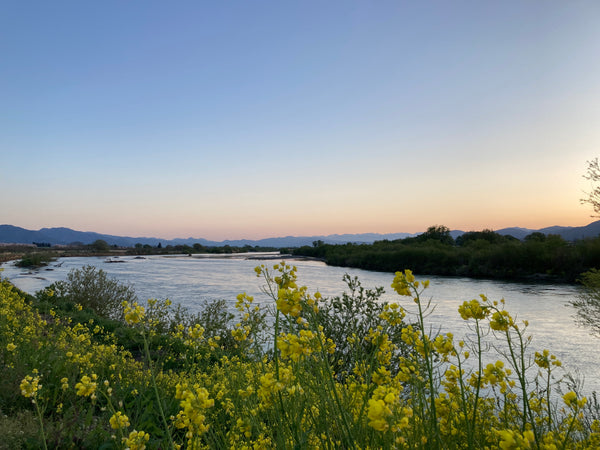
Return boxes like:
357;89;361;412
2;254;597;395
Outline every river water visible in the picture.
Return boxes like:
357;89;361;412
2;254;598;395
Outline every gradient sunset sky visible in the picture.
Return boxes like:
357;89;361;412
2;1;599;240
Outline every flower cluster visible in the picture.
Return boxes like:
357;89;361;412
458;297;490;320
123;301;146;325
174;382;214;443
110;411;130;430
122;430;150;450
20;373;41;398
75;374;97;398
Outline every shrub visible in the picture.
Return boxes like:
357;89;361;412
16;253;54;268
39;265;136;320
314;273;413;380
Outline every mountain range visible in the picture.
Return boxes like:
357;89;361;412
2;221;600;248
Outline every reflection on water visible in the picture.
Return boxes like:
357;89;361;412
1;255;597;394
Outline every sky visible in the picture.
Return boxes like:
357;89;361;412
2;1;600;241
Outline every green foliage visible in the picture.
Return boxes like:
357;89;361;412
293;226;599;282
415;224;454;245
89;240;110;252
455;229;513;246
315;274;414;380
39;265;137;320
0;410;40;450
16;252;54;268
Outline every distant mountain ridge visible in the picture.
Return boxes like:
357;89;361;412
1;222;600;248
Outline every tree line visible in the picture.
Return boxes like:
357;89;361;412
291;225;600;283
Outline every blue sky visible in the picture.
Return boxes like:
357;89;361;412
2;1;599;240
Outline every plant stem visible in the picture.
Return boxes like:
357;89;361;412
34;401;48;450
142;332;175;449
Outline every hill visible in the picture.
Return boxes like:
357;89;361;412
1;222;599;248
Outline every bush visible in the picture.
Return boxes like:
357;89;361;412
314;273;413;380
16;253;54;268
39;265;136;320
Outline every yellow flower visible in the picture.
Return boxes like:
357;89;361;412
391;270;413;296
123;302;145;325
6;343;16;352
122;430;150;450
483;361;507;385
496;428;533;449
20;374;41;398
75;374;97;397
367;398;391;431
276;288;304;317
490;310;514;332
173;383;214;440
110;411;130;430
188;324;205;340
563;391;578;408
458;299;489;320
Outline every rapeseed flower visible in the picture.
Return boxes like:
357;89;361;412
123;301;145;325
20;374;41;398
110;411;130;430
122;430;149;450
458;298;490;320
75;374;97;397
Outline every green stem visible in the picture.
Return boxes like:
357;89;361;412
469;319;483;443
455;351;473;449
414;287;440;449
545;368;553;429
504;326;539;445
34;400;48;450
312;317;356;449
142;331;175;449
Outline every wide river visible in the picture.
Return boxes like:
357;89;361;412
2;253;598;395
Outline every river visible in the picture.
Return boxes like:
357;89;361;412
1;254;598;395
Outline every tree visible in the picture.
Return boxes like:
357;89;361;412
524;232;546;242
581;157;600;216
417;225;454;245
573;159;600;337
90;239;110;252
570;269;600;337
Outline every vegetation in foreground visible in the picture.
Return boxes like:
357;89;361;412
1;264;600;449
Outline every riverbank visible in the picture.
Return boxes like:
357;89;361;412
292;235;600;284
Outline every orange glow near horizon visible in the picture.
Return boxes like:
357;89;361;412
2;2;599;242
